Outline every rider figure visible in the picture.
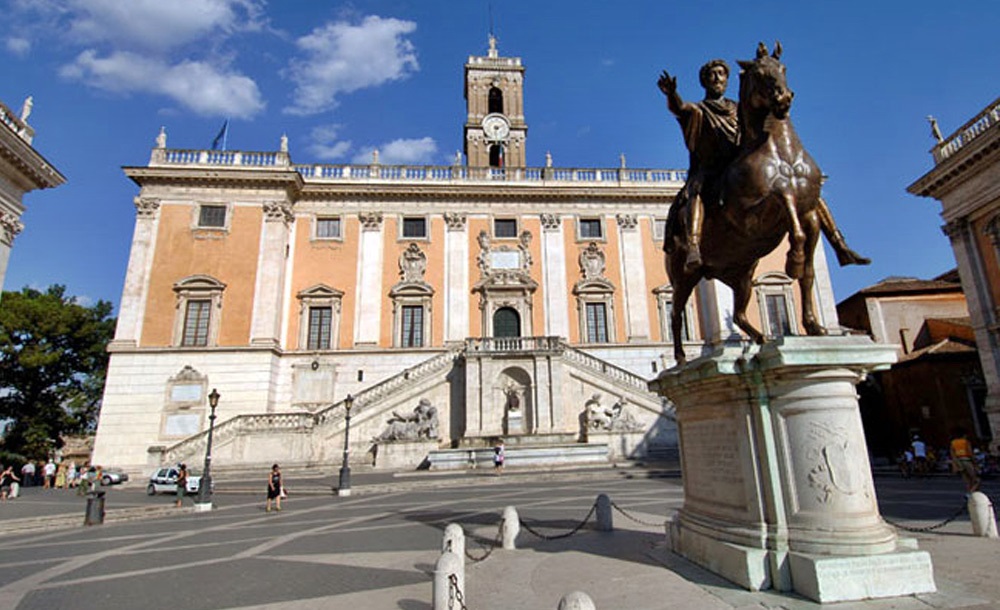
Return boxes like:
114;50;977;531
659;60;869;270
658;60;738;272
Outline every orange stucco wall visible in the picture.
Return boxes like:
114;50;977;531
141;203;261;347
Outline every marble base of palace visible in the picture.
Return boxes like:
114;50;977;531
649;336;936;603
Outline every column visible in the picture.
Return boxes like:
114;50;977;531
354;212;384;345
811;242;840;330
541;213;570;338
0;211;23;299
109;197;159;348
444;213;469;343
616;214;650;341
250;202;293;347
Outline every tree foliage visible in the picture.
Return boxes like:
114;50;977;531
0;285;116;459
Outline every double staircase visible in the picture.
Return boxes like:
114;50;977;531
157;339;668;471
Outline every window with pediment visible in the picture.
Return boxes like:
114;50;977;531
573;242;616;344
173;275;226;347
297;284;344;350
653;284;696;344
754;272;797;339
391;243;434;348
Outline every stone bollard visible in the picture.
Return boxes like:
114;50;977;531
443;523;465;568
558;591;596;610
968;492;999;538
502;506;520;550
433;551;464;610
596;494;613;532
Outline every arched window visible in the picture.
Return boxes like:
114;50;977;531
489;144;504;168
488;87;504;114
493;307;521;338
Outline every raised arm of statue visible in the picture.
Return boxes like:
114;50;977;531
657;70;687;118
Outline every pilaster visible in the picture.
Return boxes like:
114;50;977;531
444;213;470;343
616;214;650;341
250;201;293;347
110;197;160;348
355;212;385;346
540;213;570;338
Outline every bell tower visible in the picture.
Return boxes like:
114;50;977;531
464;35;527;168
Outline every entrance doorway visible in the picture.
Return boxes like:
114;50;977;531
493;307;521;338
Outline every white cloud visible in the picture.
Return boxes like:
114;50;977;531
284;16;419;116
6;37;30;56
66;0;265;53
307;124;353;160
61;50;264;118
351;137;437;165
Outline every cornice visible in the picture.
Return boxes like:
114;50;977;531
0;126;66;191
296;181;678;204
907;124;1000;200
123;166;305;198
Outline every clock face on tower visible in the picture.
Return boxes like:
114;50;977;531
482;113;510;141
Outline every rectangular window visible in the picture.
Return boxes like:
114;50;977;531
402;217;427;238
766;294;792;337
182;300;211;347
307;307;332;350
653;218;667;240
579;218;603;239
663;302;689;342
198;205;227;228
401;305;424;347
585;302;609;343
315;217;341;239
494;218;518;238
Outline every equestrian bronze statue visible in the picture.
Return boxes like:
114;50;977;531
660;42;869;365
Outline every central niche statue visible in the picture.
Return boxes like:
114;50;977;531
658;42;870;365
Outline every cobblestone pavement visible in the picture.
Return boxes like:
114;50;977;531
0;467;997;609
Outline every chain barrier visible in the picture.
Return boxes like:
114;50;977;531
463;518;504;563
447;573;469;610
519;501;597;541
610;500;667;528
882;501;968;533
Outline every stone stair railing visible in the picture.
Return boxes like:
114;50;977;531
159;347;463;466
560;344;653;394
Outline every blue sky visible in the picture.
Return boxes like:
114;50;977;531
1;1;997;312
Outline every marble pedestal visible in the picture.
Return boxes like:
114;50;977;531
649;336;935;603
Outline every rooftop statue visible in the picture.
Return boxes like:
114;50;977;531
659;42;870;365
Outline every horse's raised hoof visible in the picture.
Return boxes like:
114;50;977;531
836;247;871;267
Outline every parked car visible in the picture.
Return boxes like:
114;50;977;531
100;468;129;486
146;467;205;495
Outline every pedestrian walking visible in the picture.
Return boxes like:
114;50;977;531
911;434;928;478
43;459;56;489
1;465;19;502
493;439;505;475
175;464;188;508
950;428;981;492
266;464;283;512
21;462;35;488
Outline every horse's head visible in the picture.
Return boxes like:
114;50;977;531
737;41;793;120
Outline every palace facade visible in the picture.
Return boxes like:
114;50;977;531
91;39;841;473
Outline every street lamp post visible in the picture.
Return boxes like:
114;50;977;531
337;394;353;496
197;388;219;509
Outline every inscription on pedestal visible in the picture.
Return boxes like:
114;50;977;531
682;420;746;508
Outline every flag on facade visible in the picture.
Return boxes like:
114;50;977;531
211;120;229;151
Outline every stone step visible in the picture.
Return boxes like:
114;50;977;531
428;443;608;470
456;432;581;448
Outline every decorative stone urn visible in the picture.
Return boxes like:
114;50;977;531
649;336;935;603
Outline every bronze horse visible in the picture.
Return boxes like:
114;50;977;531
665;42;853;365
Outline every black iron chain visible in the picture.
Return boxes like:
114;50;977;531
463;518;504;563
448;573;468;610
519;501;597;541
882;501;968;533
610;500;667;527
